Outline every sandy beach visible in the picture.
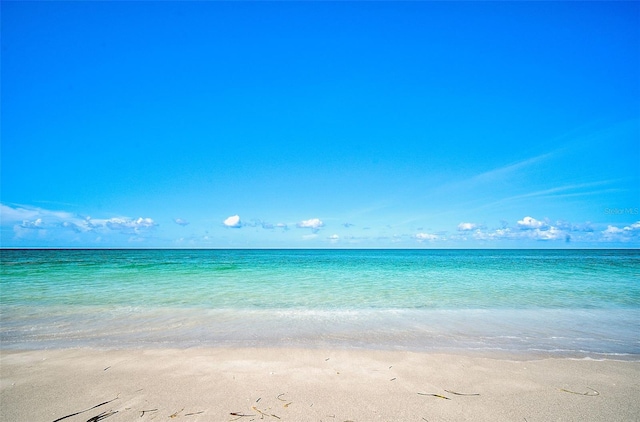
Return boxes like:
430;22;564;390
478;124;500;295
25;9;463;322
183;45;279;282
1;347;638;422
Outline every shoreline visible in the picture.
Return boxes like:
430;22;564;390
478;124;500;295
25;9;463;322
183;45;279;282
2;347;639;421
4;343;639;363
4;305;638;360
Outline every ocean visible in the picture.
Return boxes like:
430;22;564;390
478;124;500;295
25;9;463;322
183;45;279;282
1;249;638;359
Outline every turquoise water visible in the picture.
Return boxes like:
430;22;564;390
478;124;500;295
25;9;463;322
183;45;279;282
1;249;639;358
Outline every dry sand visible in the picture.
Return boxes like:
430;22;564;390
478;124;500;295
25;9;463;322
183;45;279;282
1;347;638;422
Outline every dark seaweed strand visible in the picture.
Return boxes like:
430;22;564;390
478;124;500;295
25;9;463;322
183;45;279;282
51;397;119;422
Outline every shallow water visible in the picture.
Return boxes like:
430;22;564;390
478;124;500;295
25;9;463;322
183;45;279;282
1;249;638;358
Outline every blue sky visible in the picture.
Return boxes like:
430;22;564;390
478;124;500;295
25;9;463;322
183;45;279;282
1;1;639;248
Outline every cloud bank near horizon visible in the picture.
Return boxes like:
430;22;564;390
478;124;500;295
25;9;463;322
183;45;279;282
1;203;638;247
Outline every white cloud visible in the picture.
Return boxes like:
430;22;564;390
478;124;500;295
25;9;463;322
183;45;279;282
517;216;547;230
457;222;477;231
602;221;640;242
414;232;440;242
105;217;156;231
555;220;594;232
530;227;564;241
328;234;339;243
69;216;158;234
174;218;189;226
603;225;624;235
469;217;604;242
20;218;44;229
134;217;156;228
624;222;640;231
472;221;568;242
472;228;513;241
297;218;324;232
223;215;241;228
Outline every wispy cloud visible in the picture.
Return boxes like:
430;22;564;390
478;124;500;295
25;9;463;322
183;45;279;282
414;150;563;218
470;181;622;214
174;218;189;226
506;180;618;201
1;203;74;223
466;120;633;192
443;120;638;216
470;151;559;185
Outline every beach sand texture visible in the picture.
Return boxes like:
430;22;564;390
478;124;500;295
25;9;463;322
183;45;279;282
2;348;638;422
